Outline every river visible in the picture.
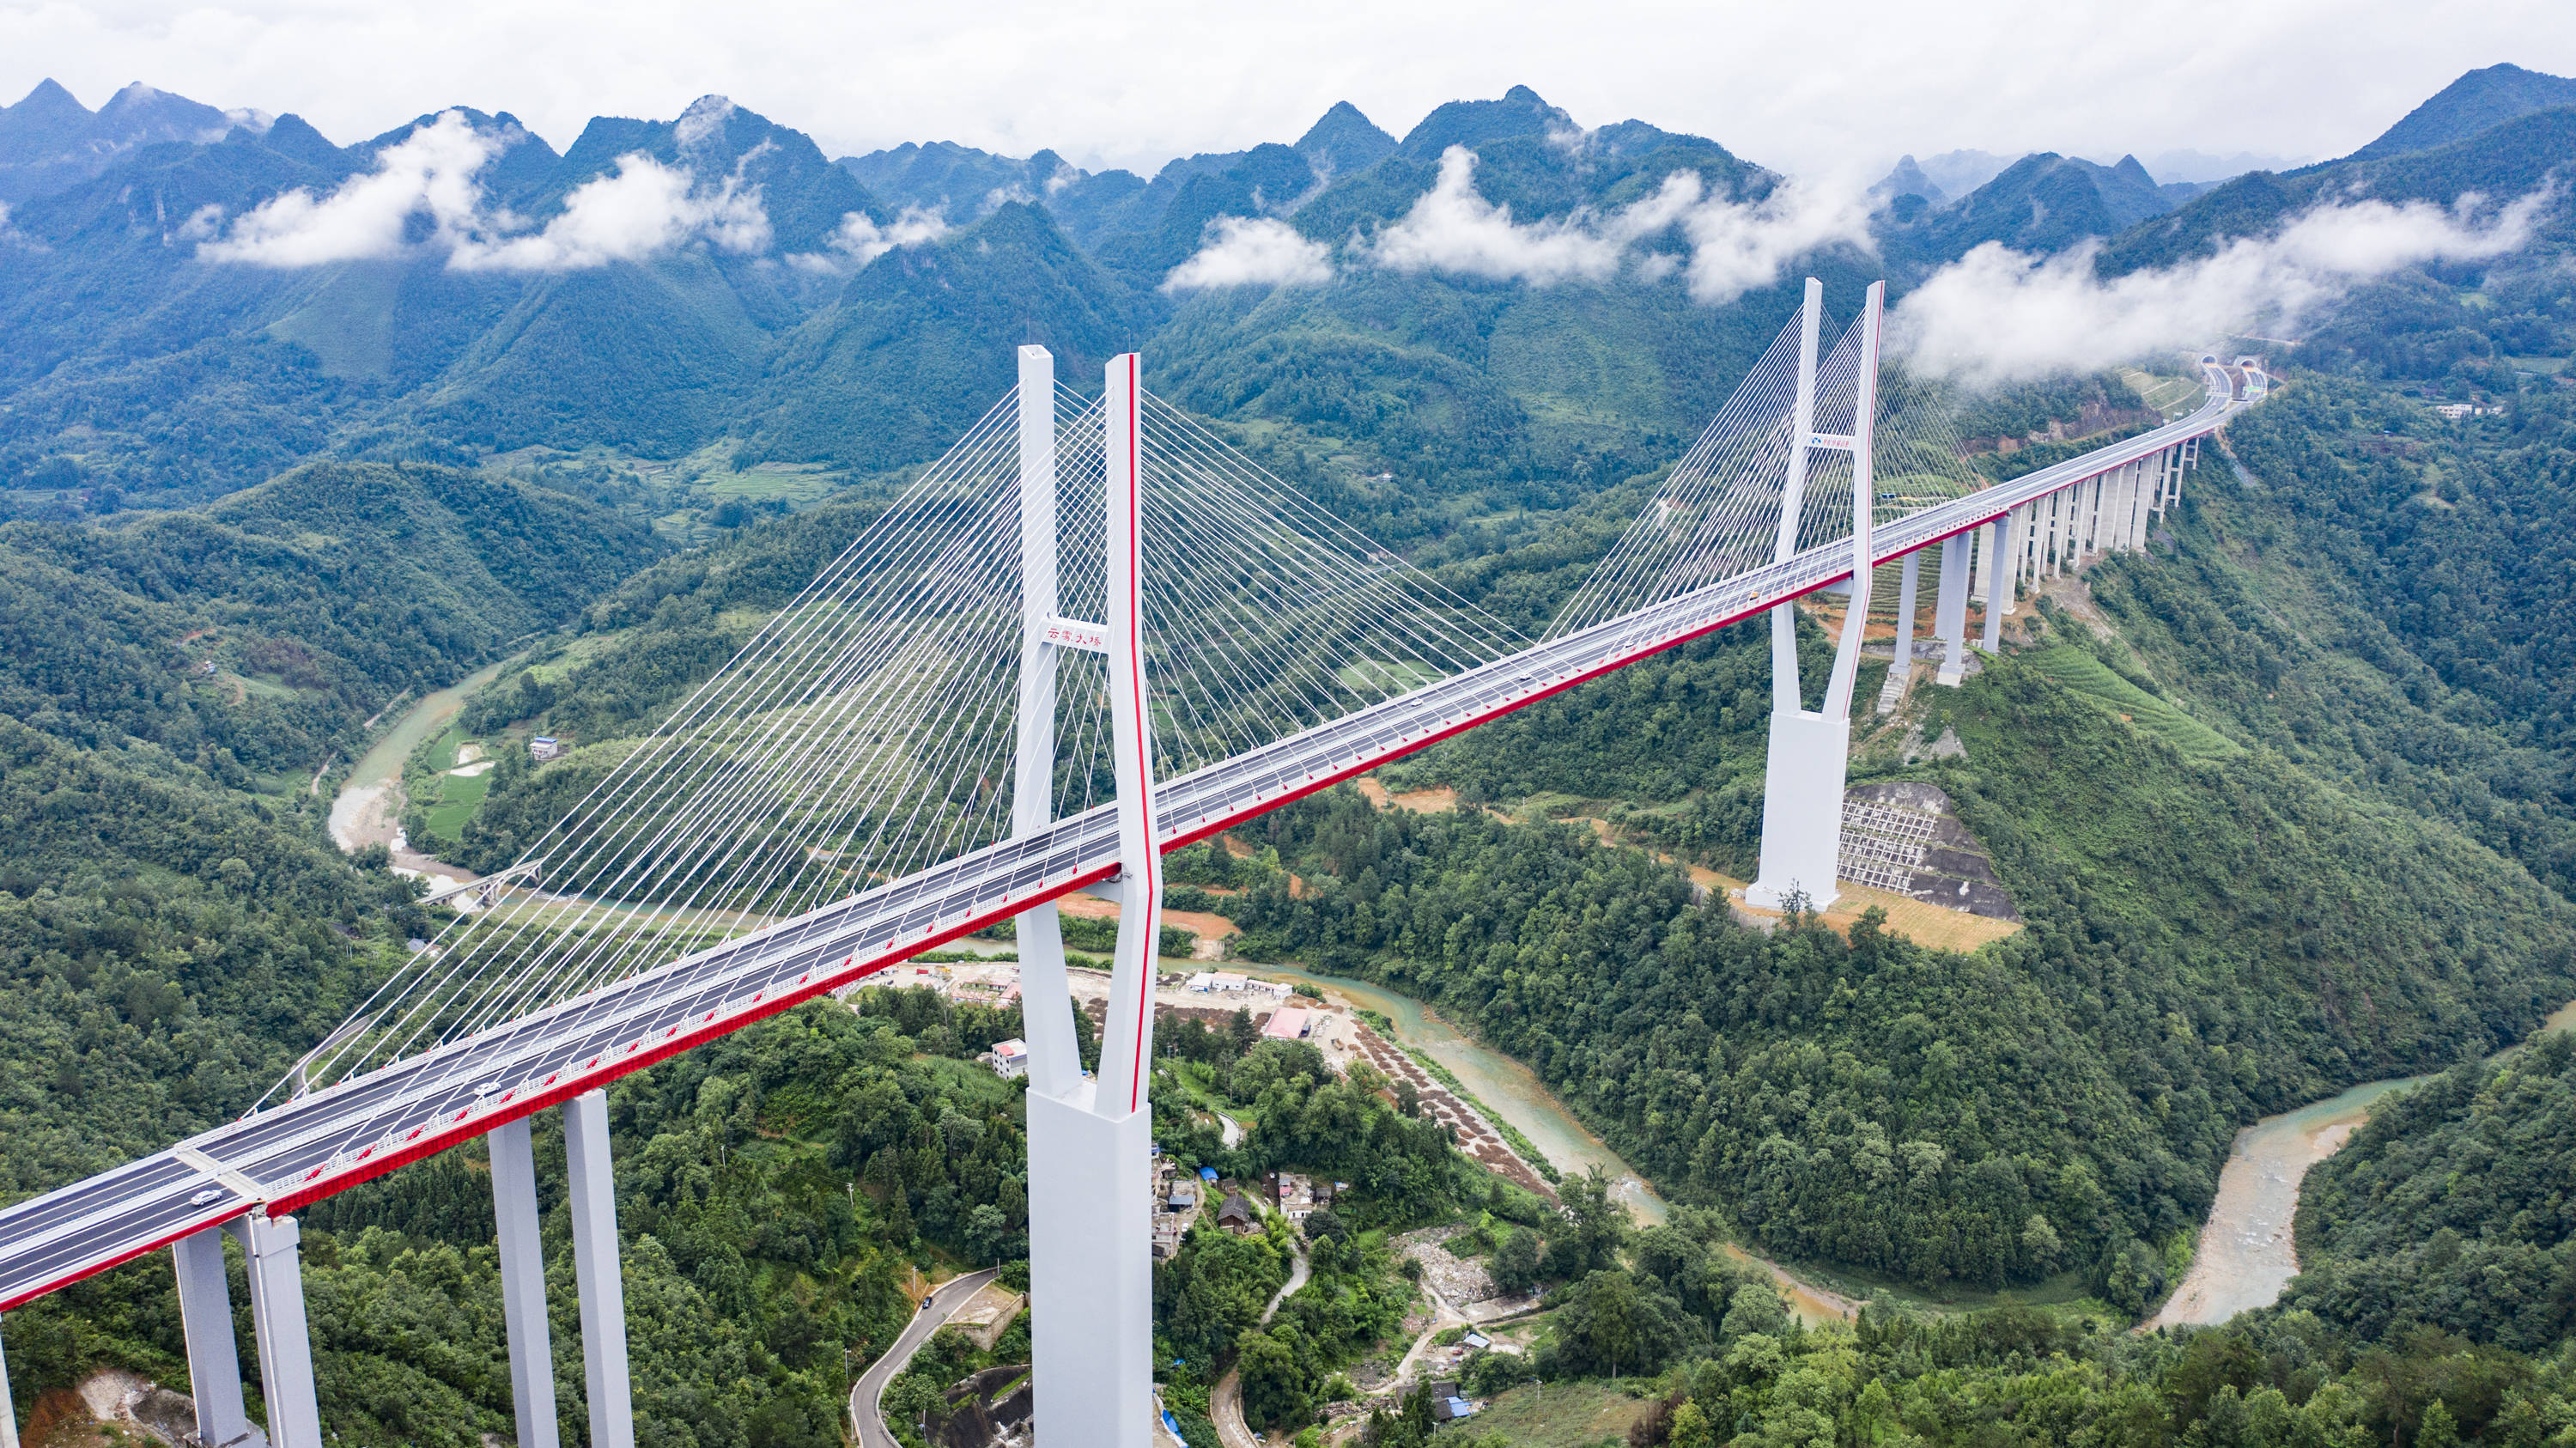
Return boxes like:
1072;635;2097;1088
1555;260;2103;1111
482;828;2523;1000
1234;960;1854;1324
328;657;514;862
2153;997;2576;1329
1244;962;2576;1332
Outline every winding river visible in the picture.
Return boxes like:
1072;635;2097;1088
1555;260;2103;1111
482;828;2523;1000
331;677;2576;1334
1236;961;1855;1324
1251;964;2576;1333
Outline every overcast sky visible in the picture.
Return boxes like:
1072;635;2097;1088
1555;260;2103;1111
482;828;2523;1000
6;0;2573;179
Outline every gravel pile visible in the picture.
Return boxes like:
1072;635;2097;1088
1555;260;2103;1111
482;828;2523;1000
1394;1227;1499;1304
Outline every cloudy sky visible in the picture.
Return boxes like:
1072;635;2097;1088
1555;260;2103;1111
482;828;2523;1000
6;0;2573;179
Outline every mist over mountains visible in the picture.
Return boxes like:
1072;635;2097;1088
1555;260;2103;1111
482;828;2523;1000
0;61;2569;518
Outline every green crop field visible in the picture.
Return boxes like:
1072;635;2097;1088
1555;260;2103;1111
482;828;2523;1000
422;767;492;842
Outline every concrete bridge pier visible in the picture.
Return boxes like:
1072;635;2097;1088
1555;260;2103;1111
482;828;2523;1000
1932;532;1971;685
231;1214;324;1448
489;1090;635;1448
172;1226;265;1448
1;1313;17;1448
491;1117;561;1448
161;1204;314;1448
565;1092;636;1448
1874;549;1921;715
1983;515;2012;652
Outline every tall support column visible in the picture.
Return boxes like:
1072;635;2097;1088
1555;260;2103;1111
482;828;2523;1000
174;1228;263;1448
1933;532;1970;685
2129;455;2156;549
564;1092;634;1448
1820;286;1880;723
1899;549;1921;641
1096;350;1162;1125
1876;549;1920;715
230;1216;322;1448
1;1313;18;1448
1750;280;1880;912
2000;507;2025;611
1011;344;1082;1101
2019;502;2038;589
1766;279;1826;720
1028;351;1156;1448
1982;518;2010;651
491;1117;560;1448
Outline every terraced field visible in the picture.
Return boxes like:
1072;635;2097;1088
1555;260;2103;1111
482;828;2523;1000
2021;644;2240;761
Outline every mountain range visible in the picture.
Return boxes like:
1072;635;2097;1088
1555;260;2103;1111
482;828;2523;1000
0;62;2569;522
0;77;269;203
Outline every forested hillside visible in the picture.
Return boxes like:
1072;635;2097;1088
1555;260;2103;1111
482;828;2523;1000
0;458;657;1197
2086;380;2576;897
0;716;426;1196
0;460;662;774
1213;630;2576;1300
2288;1031;2576;1354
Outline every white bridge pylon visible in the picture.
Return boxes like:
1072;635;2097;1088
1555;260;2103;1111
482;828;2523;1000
1747;278;1883;911
1016;347;1159;1448
0;289;2259;1448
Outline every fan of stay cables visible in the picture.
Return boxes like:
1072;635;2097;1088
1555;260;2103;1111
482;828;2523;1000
276;378;1527;1122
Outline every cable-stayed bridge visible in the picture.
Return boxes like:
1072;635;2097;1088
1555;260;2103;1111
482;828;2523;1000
0;281;2264;1448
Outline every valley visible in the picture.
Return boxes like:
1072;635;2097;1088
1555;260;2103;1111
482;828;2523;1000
2;47;2574;1448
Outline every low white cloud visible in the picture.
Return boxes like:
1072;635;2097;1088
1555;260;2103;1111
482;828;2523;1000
199;108;774;272
1675;177;1878;305
452;155;769;270
1365;145;1869;299
1163;216;1335;291
1372;146;1627;284
1892;189;2550;386
785;205;950;274
202;109;498;265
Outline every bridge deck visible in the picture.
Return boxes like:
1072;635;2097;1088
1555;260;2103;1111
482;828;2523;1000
0;373;2246;1311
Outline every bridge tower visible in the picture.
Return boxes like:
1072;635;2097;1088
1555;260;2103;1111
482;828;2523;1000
1014;346;1161;1448
1745;278;1883;914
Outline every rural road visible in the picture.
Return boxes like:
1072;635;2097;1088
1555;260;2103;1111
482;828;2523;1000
1391;1281;1466;1390
850;1267;1002;1448
1211;1239;1309;1448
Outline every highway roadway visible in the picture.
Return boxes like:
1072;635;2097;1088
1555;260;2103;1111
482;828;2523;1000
0;361;2254;1313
